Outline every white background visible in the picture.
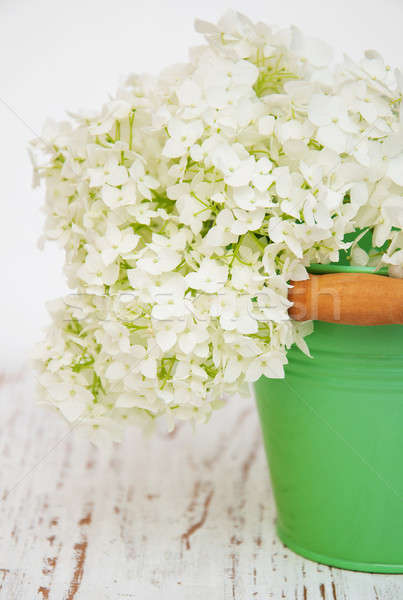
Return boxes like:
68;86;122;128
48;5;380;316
1;0;402;368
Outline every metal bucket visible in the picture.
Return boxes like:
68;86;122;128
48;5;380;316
255;320;403;572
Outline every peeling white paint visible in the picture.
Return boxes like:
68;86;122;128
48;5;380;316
0;370;401;599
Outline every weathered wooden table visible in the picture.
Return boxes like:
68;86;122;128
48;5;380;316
1;369;402;599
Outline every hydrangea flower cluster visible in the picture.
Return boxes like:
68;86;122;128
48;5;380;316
32;11;403;444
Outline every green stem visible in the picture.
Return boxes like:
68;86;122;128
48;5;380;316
160;357;176;389
129;110;136;151
230;235;245;267
191;191;210;209
248;231;265;251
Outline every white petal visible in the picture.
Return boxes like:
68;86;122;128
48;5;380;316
140;358;157;379
206;86;229;109
102;185;124;208
109;100;131;119
275;167;292;198
317;124;347;154
103;263;119;285
291;27;333;67
225;159;255;187
106;166;128;186
101;248;118;266
88;169;104;187
253;173;274;192
162;138;187;158
129;161;145;179
224;358;242;383
351;247;368;266
350;182;368;206
389;265;403;278
59;400;85;422
387;155;403;186
186;120;204;144
194;18;218;33
258;115;275;135
156;330;177;352
120;233;140;253
143;175;159;189
178;333;196;354
177;80;202;105
233;186;255;208
237;315;258;335
285;235;303;258
245;361;262;382
115;393;144;408
106;361;126;380
263;353;286;378
231;60;259;86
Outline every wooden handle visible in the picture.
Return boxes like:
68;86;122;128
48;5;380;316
288;273;403;325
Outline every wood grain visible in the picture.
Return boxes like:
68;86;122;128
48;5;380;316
0;368;402;599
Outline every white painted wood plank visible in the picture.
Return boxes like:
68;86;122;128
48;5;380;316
0;369;402;599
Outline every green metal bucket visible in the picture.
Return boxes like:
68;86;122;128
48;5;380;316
255;319;403;573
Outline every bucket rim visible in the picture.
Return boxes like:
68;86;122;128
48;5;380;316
277;524;403;573
308;263;389;276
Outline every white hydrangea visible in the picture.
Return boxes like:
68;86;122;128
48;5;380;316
32;11;403;444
